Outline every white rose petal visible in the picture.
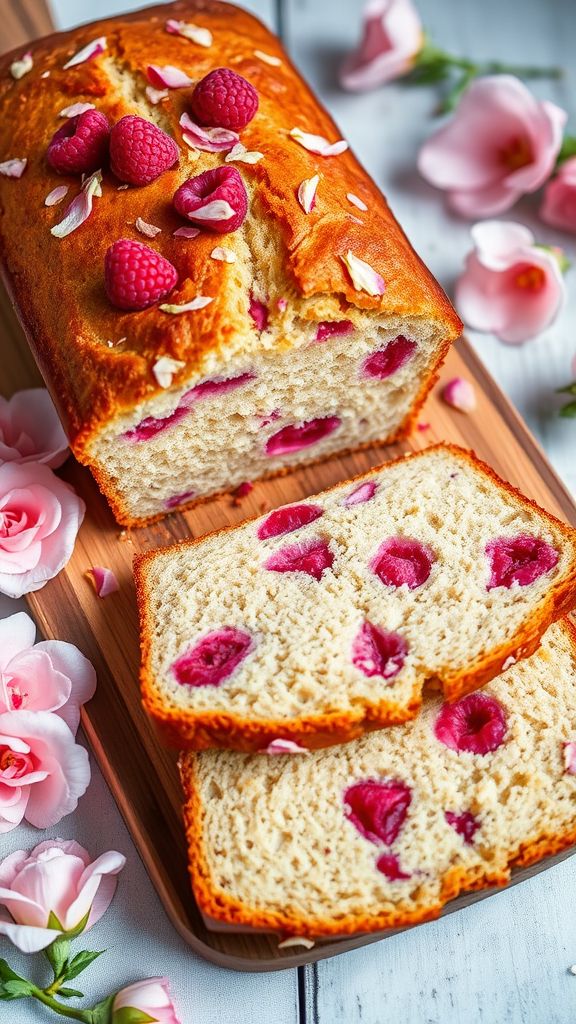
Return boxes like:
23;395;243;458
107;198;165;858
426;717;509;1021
135;217;162;238
254;49;282;67
63;37;106;70
0;158;27;178
298;174;320;214
347;192;368;212
165;19;212;47
191;200;235;222
225;142;264;164
211;247;237;263
145;85;169;105
10;52;33;80
289;127;348;157
160;297;214;314
341;251;385;296
45;185;69;207
51;170;102;238
152;356;186;388
59;102;95;118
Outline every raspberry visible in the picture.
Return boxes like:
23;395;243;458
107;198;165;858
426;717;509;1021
109;115;179;186
257;503;324;540
343;481;378;507
485;534;559;590
265;416;341;456
123;405;189;442
445;810;480;844
371;537;435;590
47;109;110;176
184;372;256;403
351;622;407;680
191;67;259;131
173;167;248;233
376;854;411;880
264;538;334;580
105;239;178;311
435;692;507;755
363;336;417;380
171;628;252;687
249;295;269;331
344;780;411;845
315;320;354;342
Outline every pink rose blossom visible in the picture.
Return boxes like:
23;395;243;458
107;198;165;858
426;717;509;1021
455;221;566;343
0;389;68;467
0;612;96;734
418;76;566;217
0;839;125;952
0;710;90;834
541;157;576;233
112;977;182;1024
340;0;423;91
0;461;85;598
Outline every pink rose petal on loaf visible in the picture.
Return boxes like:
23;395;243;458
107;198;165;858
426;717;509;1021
265;416;341;456
485;534;559;589
166;18;213;47
342;251;385;295
289;128;348;157
264;538;334;580
147;64;194;88
344;779;411;845
351;622;407;680
343;481;377;506
173;226;201;239
564;742;576;775
0;159;27;179
51;171;102;239
45;185;69;207
180;112;239;153
442;377;476;412
257;504;324;540
87;566;119;598
435;692;507;755
58;102;96;118
63;37;106;69
371;537;435;590
172;628;253;688
261;739;309;755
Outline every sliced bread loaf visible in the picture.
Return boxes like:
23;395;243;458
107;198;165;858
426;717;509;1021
135;444;576;751
180;620;576;937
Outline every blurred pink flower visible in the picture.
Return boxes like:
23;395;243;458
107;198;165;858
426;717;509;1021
112;977;181;1024
0;461;84;599
541;156;576;233
340;0;423;91
0;839;125;952
0;389;68;468
418;76;566;217
0;710;90;833
0;612;96;735
455;220;565;343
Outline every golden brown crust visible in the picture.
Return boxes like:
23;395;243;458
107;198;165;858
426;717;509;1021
0;0;461;472
134;443;576;750
178;739;576;938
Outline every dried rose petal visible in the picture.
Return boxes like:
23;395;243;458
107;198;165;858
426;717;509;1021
563;741;576;775
145;85;169;105
277;937;315;950
63;36;106;69
166;19;213;47
173;226;200;239
260;739;309;754
51;170;102;238
45;185;69;207
298;174;319;214
152;356;185;388
87;565;119;597
254;50;282;67
147;64;194;88
442;377;476;413
180;112;239;153
347;192;368;212
160;296;213;314
10;51;33;80
0;158;27;178
58;102;96;118
343;480;377;506
289;127;348;157
225;142;264;164
211;246;237;263
135;217;161;238
342;250;385;295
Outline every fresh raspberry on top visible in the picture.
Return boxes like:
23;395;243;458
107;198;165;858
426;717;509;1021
47;110;110;176
104;239;178;311
109;115;179;186
191;68;259;130
173;166;248;233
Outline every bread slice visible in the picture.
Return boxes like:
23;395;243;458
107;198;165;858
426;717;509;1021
180;619;576;938
0;1;461;526
135;444;576;751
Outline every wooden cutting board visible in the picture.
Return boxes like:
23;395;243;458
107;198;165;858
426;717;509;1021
3;267;576;969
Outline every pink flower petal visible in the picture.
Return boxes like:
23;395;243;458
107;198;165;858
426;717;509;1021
0;388;68;467
147;64;194;89
289;128;348;157
0;612;36;671
10;52;33;80
166;19;212;47
564;741;576;775
541;157;576;233
0;159;27;179
58;102;95;118
50;170;102;239
62;36;106;69
135;217;161;238
340;0;423;91
442;377;476;412
260;739;309;754
145;85;169;105
45;185;69;207
87;566;119;598
180;112;239;153
173;226;201;239
341;251;385;295
297;174;319;214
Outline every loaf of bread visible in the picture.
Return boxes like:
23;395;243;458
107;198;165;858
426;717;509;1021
179;619;576;938
0;1;461;526
135;444;576;750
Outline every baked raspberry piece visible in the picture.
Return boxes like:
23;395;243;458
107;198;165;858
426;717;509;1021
343;481;378;507
110;115;179;186
351;622;407;680
315;320;354;342
435;692;507;755
191;67;259;131
344;779;411;845
376;854;411;880
264;538;334;580
485;534;559;589
371;537;435;589
445;810;480;844
105;239;178;311
249;295;269;331
47;110;110;176
173;167;248;233
265;416;342;456
363;336;417;380
172;627;252;687
257;503;324;540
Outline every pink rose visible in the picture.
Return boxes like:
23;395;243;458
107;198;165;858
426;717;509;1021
541;157;576;233
0;461;85;598
340;0;423;91
0;710;90;834
0;389;68;468
0;612;96;734
112;978;182;1024
0;839;125;952
455;221;566;344
418;75;566;217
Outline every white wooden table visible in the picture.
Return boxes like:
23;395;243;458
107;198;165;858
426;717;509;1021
3;1;576;1021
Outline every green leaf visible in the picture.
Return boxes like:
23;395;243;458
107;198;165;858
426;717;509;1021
1;979;35;998
47;910;65;931
558;135;576;164
58;986;85;998
89;993;116;1024
65;909;91;941
557;381;576;396
65;949;105;981
46;936;70;979
0;959;23;983
559;400;576;419
112;1008;156;1024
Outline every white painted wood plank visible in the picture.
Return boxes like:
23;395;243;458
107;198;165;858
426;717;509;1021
284;0;576;495
285;0;576;1020
49;0;276;31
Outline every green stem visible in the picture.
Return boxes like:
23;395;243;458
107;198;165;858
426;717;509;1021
31;985;92;1022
